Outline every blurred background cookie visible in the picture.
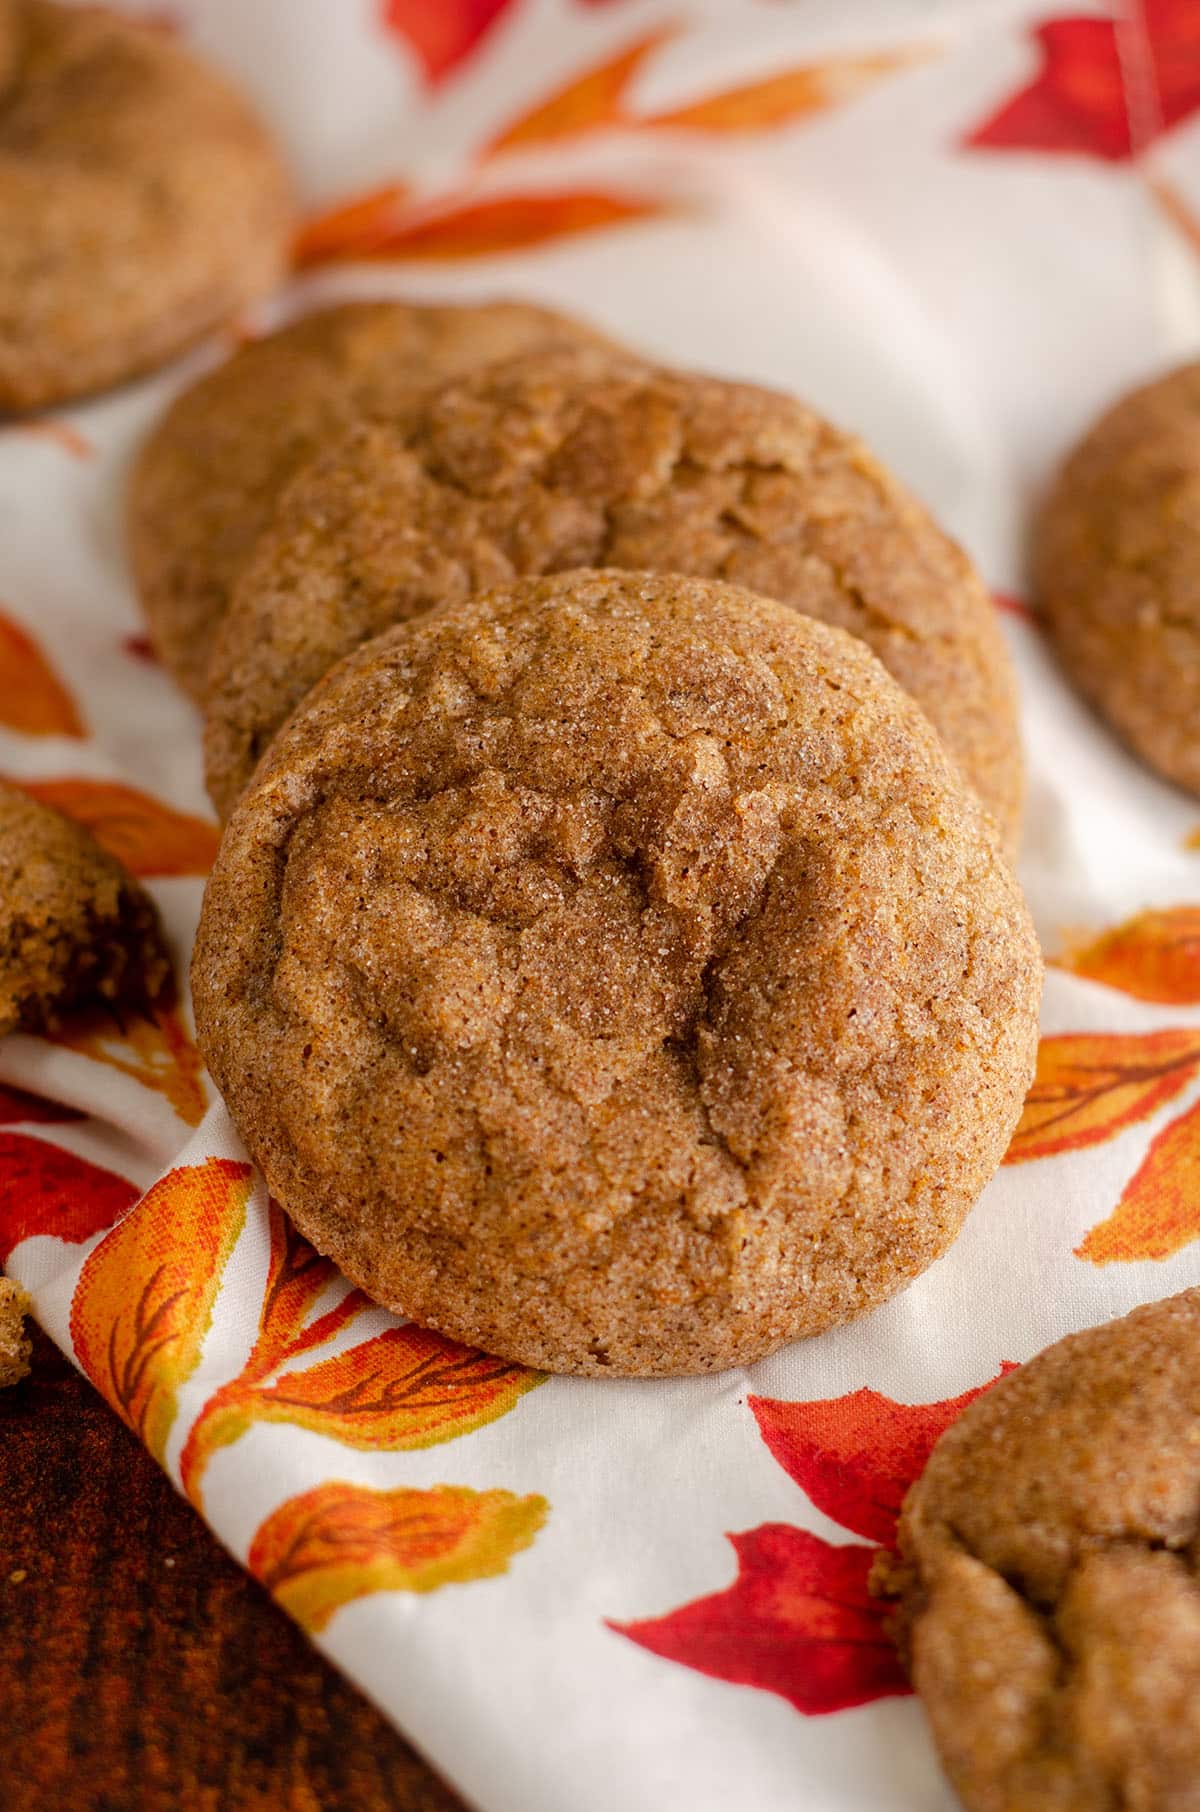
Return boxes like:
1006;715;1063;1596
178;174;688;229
0;780;170;1034
1034;361;1200;797
193;570;1040;1377
0;0;292;413
128;299;615;701
0;0;18;94
883;1289;1200;1812
203;347;1024;844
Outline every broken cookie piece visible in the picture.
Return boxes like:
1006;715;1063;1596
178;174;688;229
0;1275;31;1388
0;781;171;1036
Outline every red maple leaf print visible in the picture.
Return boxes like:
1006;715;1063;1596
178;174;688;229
615;1526;907;1715
965;2;1200;162
0;1133;137;1265
750;1373;1014;1546
381;0;516;85
613;1371;1009;1715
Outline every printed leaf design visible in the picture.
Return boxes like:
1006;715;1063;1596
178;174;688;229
52;1002;207;1127
0;1132;136;1264
11;777;220;878
382;0;515;85
486;28;676;152
0;609;84;738
1077;1097;1200;1265
70;1159;253;1463
180;1201;542;1505
296;187;669;268
292;183;412;266
489;31;925;152
749;1372;1013;1546
249;1481;547;1633
613;1370;1008;1716
614;1527;908;1715
964;2;1200;161
0;1082;82;1125
1004;1029;1200;1164
993;589;1035;623
12;419;93;459
1057;908;1200;1004
643;48;927;136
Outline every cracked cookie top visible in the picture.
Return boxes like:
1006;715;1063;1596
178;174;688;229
887;1288;1200;1812
129;301;612;701
203;346;1023;847
1034;360;1200;798
193;571;1040;1376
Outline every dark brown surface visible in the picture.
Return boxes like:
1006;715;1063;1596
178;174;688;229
1;1326;467;1812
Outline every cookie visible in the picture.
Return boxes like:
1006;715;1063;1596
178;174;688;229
192;570;1041;1377
0;0;18;94
0;1;293;414
129;300;613;702
0;1274;31;1388
204;348;1024;844
1034;361;1200;796
0;781;171;1035
882;1290;1200;1812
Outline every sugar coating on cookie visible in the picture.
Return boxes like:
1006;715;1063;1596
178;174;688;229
883;1289;1200;1812
1035;361;1200;797
0;1;293;413
0;781;171;1034
129;300;614;703
0;1274;31;1388
193;571;1041;1377
205;348;1023;845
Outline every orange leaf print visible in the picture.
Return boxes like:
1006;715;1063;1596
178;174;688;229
1077;1098;1200;1265
291;182;412;266
249;1481;547;1633
296;188;670;268
0;609;84;738
643;48;929;135
53;1001;207;1127
11;777;220;878
180;1204;541;1506
1004;1029;1200;1164
487;33;925;151
1057;908;1200;1005
486;28;675;153
12;418;94;459
70;1158;253;1463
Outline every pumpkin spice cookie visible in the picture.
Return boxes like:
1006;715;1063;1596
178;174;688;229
0;1274;31;1388
0;781;171;1035
1035;361;1200;796
129;299;614;702
204;347;1024;843
0;0;18;95
0;0;292;415
880;1289;1200;1812
193;571;1041;1377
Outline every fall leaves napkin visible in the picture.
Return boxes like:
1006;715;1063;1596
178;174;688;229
4;4;1200;1810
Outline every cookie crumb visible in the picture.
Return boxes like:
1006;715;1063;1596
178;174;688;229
0;1275;32;1389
